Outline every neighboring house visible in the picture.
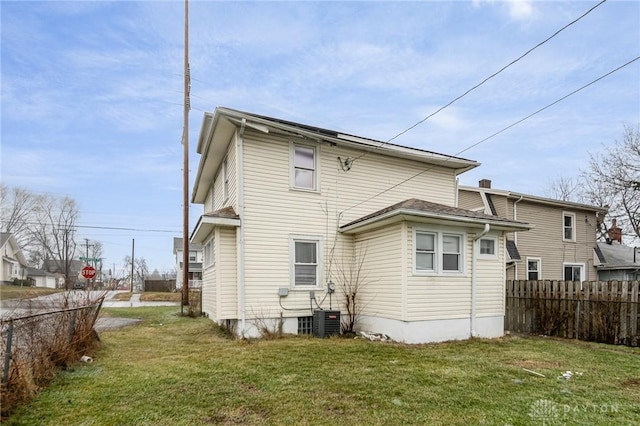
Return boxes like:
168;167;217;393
173;237;203;289
190;108;531;343
595;242;640;281
26;267;58;288
43;259;83;288
0;233;28;285
458;180;607;282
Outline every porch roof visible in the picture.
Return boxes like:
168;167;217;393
191;206;240;244
340;198;533;234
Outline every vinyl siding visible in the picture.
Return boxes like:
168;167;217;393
405;224;472;321
211;133;238;213
354;223;403;320
218;227;237;319
513;201;598;280
201;233;217;319
457;189;483;211
475;234;506;316
240;129;458;317
458;188;600;281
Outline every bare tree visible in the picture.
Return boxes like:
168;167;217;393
30;195;79;289
335;246;371;334
0;185;40;251
582;124;640;242
544;176;584;202
123;255;149;288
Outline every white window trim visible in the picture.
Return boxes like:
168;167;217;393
223;156;229;202
204;236;214;269
413;227;466;275
290;235;324;289
415;231;437;273
477;236;498;259
526;257;541;280
562;211;576;242
289;141;320;192
563;262;585;282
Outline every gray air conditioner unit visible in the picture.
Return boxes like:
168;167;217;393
313;310;340;338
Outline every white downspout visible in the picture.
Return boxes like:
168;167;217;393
471;223;491;337
237;119;246;335
512;195;524;281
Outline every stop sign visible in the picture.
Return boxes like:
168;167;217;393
81;265;96;280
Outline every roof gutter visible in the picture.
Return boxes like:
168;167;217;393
471;223;491;338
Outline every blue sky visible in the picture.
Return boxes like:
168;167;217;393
2;0;639;274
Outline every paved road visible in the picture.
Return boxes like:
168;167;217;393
1;291;180;331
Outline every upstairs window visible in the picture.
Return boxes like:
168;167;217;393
527;258;541;280
563;212;576;242
223;157;229;202
293;144;316;190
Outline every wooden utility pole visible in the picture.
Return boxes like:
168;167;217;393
130;238;135;293
181;0;190;312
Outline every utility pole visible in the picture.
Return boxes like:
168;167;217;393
181;0;191;313
130;238;135;293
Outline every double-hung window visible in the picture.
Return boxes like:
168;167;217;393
204;238;214;268
415;232;436;272
414;229;464;274
563;263;584;282
292;144;316;190
563;212;576;242
442;234;462;272
292;237;321;287
527;258;541;280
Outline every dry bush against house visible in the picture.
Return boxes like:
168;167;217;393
335;246;371;335
248;308;284;340
0;291;105;418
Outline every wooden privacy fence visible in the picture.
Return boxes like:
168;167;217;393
505;280;639;347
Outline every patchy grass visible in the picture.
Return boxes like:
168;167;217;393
110;292;133;301
5;307;639;425
0;284;62;301
140;292;181;302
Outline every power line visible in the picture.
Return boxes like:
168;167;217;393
0;220;180;234
352;0;608;162
341;55;640;214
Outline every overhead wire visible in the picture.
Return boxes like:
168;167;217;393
351;0;609;163
341;55;640;214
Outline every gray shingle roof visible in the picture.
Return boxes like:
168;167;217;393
341;198;528;230
597;242;640;269
506;239;521;261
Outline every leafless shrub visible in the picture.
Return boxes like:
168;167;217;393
249;308;284;340
335;246;371;334
0;291;104;418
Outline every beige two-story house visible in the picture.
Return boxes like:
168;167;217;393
458;180;607;282
190;108;531;343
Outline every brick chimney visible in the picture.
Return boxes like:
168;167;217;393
608;218;622;244
479;179;492;189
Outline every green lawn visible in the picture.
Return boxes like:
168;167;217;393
5;307;639;425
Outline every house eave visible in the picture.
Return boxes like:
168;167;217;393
339;208;533;235
192;109;480;204
459;185;608;214
190;215;240;244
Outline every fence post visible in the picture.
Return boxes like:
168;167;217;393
2;321;14;385
68;311;77;344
